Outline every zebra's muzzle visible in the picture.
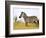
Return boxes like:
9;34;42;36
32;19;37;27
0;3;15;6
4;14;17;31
19;16;21;18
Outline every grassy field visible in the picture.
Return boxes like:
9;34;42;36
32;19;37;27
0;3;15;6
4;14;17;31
13;21;39;30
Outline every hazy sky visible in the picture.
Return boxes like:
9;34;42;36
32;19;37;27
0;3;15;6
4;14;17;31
13;8;40;22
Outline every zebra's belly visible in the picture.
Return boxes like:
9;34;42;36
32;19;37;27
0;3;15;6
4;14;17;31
25;18;33;23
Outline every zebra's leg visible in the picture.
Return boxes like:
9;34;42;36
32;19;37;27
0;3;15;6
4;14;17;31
33;21;36;23
25;22;28;26
37;20;39;24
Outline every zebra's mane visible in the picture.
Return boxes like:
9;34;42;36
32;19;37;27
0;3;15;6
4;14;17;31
23;12;27;16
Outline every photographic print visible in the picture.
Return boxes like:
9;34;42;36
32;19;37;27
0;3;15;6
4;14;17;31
13;8;39;30
5;1;45;37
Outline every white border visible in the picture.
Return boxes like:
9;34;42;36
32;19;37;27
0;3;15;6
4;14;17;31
10;5;43;35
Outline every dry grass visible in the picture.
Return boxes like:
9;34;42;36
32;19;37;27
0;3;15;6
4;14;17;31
13;21;39;30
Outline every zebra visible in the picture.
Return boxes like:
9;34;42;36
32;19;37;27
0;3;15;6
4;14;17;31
19;12;39;26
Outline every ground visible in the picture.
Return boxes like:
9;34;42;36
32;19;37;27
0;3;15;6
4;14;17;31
13;21;39;30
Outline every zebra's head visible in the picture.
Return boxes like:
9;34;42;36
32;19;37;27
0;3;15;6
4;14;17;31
19;12;27;18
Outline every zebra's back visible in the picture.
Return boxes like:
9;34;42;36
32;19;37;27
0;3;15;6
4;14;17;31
25;16;38;23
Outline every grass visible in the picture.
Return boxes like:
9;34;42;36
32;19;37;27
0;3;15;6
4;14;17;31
13;21;39;30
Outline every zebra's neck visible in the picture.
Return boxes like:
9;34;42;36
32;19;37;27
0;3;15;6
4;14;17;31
23;16;27;21
23;13;27;20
